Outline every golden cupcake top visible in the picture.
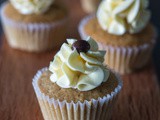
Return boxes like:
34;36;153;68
84;17;155;47
10;0;54;15
97;0;151;35
37;70;119;102
49;37;110;91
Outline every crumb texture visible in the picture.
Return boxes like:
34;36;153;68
38;70;118;102
84;17;155;47
4;3;68;23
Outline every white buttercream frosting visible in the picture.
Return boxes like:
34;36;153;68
49;37;110;91
97;0;151;35
10;0;54;15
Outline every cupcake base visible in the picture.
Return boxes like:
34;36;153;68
0;2;68;52
78;15;156;74
32;68;122;120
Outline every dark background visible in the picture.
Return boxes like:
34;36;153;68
149;0;160;81
0;0;159;80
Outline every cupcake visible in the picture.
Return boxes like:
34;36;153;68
32;37;122;120
80;0;101;13
79;0;156;74
0;0;68;52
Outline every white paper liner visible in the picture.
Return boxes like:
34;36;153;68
32;67;122;120
0;2;68;52
78;15;156;74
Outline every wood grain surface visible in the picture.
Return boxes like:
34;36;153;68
0;0;160;120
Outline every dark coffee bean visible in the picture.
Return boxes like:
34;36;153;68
72;40;90;53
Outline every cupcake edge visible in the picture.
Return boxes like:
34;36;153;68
32;67;122;120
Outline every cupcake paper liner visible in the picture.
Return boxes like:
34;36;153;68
0;2;68;52
78;15;156;74
32;68;122;120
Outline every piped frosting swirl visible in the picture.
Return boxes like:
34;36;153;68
10;0;54;15
49;37;110;91
97;0;151;35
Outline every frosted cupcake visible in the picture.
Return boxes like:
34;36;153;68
80;0;101;13
79;0;156;74
0;0;68;52
32;37;122;120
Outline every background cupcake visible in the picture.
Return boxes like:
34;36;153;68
1;0;68;52
79;0;157;74
32;37;122;120
80;0;101;13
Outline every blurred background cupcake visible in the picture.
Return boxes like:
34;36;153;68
79;0;157;74
32;37;122;120
0;0;68;52
80;0;101;13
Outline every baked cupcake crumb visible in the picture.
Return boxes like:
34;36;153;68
38;70;118;102
84;17;155;47
4;3;68;23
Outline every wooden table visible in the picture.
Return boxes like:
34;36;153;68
0;0;160;119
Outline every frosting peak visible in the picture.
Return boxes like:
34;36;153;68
97;0;151;35
49;37;110;91
10;0;54;15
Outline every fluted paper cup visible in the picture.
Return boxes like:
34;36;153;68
78;15;156;74
0;2;68;52
32;68;122;120
98;43;155;74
